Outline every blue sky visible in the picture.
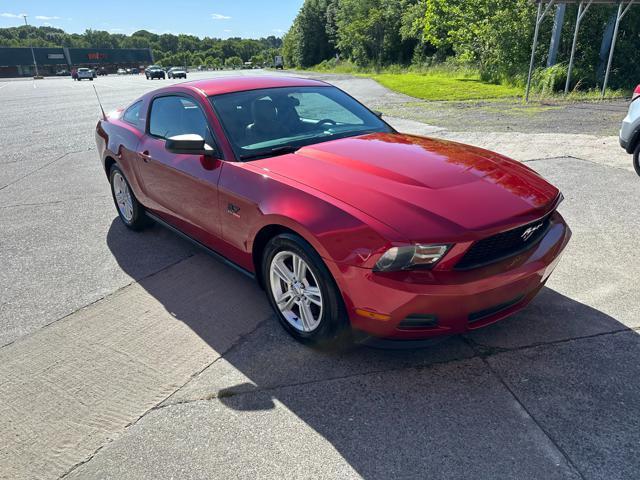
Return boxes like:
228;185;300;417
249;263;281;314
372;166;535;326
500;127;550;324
0;0;304;39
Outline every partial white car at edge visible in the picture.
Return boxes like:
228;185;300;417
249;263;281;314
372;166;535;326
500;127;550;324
619;84;640;176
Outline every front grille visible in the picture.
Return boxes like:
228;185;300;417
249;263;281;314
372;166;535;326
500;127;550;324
456;213;552;270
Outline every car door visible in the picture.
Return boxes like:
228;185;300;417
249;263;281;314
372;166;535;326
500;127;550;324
137;94;224;247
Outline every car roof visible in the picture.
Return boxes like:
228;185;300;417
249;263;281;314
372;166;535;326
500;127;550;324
180;75;329;96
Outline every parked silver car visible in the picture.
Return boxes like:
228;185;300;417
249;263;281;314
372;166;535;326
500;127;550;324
167;67;187;79
76;68;94;81
620;84;640;176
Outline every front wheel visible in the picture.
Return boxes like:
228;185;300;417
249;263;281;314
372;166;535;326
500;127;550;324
109;165;149;230
633;143;640;177
262;234;349;347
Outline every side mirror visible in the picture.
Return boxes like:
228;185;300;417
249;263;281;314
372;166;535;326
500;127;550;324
165;134;215;156
372;110;383;118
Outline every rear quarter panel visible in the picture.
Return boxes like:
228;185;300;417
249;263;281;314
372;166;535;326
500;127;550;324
96;112;147;201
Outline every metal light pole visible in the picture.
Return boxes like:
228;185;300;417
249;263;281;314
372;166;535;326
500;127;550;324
22;15;39;77
601;1;634;98
525;1;555;103
565;1;593;95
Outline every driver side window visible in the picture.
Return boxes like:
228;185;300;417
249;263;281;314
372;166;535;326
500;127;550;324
149;95;212;143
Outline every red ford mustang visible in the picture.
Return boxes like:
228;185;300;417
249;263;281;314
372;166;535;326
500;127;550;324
96;76;571;347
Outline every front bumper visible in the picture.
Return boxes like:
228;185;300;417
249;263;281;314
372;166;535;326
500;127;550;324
332;211;571;340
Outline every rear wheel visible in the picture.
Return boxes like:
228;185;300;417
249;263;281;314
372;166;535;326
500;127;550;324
633;142;640;177
109;165;149;230
262;234;350;348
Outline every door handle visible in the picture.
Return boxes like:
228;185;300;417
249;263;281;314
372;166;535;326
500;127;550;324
139;150;150;162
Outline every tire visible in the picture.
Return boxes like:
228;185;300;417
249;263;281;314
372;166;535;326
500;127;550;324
633;142;640;177
109;165;149;230
89;78;93;81
262;233;350;348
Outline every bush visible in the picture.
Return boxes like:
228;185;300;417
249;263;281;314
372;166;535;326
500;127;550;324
531;64;569;95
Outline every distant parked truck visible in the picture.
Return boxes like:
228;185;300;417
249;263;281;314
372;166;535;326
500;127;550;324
274;55;284;70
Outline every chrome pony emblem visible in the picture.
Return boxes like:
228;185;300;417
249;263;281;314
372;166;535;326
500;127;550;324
521;223;542;241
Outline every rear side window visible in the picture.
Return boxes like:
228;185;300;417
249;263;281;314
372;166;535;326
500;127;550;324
122;101;142;127
149;95;211;141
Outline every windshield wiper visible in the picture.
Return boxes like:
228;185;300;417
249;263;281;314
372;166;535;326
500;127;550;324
239;145;299;161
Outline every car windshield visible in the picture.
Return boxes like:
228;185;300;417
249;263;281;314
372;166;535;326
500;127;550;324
209;86;392;160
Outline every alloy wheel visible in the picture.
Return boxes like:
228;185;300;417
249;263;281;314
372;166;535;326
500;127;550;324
112;171;134;222
269;251;324;332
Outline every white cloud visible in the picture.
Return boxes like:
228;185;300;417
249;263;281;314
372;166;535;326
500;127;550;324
211;13;231;20
223;29;232;32
1;12;26;18
272;29;284;33
109;28;123;33
35;15;60;20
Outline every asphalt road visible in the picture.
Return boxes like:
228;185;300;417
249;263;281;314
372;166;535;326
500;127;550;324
1;70;639;480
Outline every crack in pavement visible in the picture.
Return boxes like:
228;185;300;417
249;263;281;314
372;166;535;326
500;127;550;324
58;313;274;480
0;149;88;192
522;154;632;172
85;326;635;480
480;353;588;480
461;325;639;357
0;252;196;350
145;326;639;411
58;325;630;477
0;195;110;209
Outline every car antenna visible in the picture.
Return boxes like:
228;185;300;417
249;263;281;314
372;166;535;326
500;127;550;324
92;84;106;120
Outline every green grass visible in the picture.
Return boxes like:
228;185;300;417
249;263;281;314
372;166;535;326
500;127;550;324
369;72;522;101
304;61;630;102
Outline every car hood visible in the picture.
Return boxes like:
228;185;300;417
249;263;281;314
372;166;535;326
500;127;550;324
256;132;560;241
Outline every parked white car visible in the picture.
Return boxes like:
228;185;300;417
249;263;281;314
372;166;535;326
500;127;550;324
619;84;640;176
76;68;94;81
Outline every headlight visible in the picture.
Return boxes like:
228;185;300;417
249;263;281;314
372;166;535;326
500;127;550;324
374;244;450;272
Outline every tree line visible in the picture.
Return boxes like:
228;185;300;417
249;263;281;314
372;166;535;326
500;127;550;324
0;26;282;68
283;0;640;90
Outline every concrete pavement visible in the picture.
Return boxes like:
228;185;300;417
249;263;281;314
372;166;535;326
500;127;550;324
1;70;639;480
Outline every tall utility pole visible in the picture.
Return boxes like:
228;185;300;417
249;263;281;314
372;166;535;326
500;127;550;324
22;15;40;77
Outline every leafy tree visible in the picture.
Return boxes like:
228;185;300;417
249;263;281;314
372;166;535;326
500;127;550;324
336;0;418;67
423;0;538;82
284;0;419;68
283;0;336;68
205;56;223;69
224;55;243;69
